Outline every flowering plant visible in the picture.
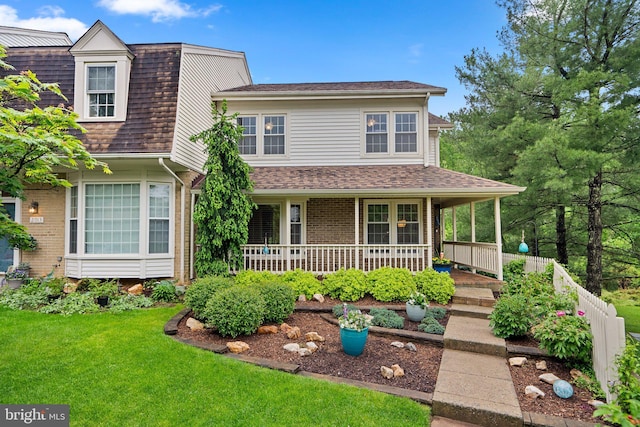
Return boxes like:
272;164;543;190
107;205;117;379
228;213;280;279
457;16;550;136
532;310;593;364
338;303;371;332
432;252;451;265
5;269;27;280
407;291;429;309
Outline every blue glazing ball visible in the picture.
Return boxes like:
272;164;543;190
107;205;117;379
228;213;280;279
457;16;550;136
553;380;574;399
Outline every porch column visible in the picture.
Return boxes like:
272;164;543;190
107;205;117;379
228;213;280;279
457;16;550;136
451;206;457;262
354;197;360;270
470;202;476;273
285;198;291;271
426;197;433;268
494;197;504;280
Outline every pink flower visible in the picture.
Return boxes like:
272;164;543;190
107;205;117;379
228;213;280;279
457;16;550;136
556;310;566;317
577;310;585;316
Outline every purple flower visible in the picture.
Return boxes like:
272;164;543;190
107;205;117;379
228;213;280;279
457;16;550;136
556;310;566;317
577;310;585;316
343;303;348;318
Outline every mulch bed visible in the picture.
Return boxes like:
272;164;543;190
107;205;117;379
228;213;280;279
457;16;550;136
174;296;601;424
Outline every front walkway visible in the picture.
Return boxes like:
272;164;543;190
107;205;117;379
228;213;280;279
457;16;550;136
450;269;503;291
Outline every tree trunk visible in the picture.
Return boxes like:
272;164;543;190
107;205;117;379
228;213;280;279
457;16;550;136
586;171;603;296
555;205;568;265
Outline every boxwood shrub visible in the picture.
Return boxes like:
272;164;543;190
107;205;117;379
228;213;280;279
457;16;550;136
184;275;235;319
281;269;323;299
322;268;368;301
257;281;296;323
414;269;455;304
367;267;416;302
203;286;266;337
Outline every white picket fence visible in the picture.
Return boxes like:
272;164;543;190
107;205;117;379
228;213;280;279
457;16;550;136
503;253;627;402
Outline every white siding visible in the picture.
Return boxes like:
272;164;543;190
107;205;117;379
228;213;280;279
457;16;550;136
172;47;252;172
429;131;438;167
65;258;174;278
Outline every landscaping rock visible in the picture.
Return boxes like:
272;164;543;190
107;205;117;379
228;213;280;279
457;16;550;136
509;357;527;367
63;283;77;294
525;385;545;399
390;341;405;348
306;342;318;353
258;325;278;334
312;293;325;303
535;360;547;370
553;380;574;399
589;400;606;409
305;332;325;342
380;366;394;379
298;348;312;357
297;294;306;302
186;317;204;331
539;373;561;385
128;284;143;295
286;326;301;339
283;343;300;353
280;323;293;333
570;368;587;381
405;342;417;352
227;341;250;354
391;364;404;377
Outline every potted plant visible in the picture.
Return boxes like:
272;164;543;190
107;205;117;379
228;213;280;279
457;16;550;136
5;269;27;289
432;252;452;273
88;279;119;307
15;262;30;277
406;291;429;322
338;303;372;356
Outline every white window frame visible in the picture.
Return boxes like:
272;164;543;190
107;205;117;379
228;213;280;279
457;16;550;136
362;110;422;157
237;116;257;155
148;183;171;255
86;64;116;118
73;58;131;122
1;196;21;269
364;199;422;245
66;177;174;258
235;113;287;158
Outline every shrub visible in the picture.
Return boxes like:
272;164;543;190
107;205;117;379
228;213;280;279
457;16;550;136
87;279;119;298
502;271;554;298
281;269;323;299
369;307;404;329
531;288;577;319
424;306;447;320
322;268;368;301
0;287;48;310
184;276;234;319
202;286;265;337
414;269;455;304
418;316;445;335
257;281;296;323
39;293;100;316
532;311;593;364
108;294;154;313
234;270;281;287
367;267;416;302
151;281;177;302
503;258;525;283
332;303;358;318
489;293;534;338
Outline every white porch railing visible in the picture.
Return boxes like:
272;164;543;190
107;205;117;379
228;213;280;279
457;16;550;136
240;244;432;275
443;241;500;276
502;253;627;402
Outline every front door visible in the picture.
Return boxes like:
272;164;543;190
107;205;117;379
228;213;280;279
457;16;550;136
0;202;17;272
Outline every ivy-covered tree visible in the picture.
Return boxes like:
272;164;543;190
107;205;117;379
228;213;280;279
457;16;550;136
0;46;110;250
190;101;256;276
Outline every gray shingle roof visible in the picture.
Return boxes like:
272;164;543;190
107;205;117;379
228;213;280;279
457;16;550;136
223;80;446;93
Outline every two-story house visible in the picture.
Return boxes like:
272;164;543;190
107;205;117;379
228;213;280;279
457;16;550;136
2;21;523;283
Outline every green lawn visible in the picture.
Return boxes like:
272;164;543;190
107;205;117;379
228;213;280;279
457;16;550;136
616;305;640;334
0;305;430;426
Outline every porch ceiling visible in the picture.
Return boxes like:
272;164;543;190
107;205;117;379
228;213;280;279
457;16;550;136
249;165;525;207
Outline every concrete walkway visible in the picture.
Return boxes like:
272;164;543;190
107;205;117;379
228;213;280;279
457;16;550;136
432;287;522;426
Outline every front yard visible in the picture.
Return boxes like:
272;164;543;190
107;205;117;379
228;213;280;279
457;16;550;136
0;305;430;426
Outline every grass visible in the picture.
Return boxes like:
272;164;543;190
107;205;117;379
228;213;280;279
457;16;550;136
616;305;640;334
602;288;640;334
0;305;430;426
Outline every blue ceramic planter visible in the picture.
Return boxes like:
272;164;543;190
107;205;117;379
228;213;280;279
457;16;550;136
433;265;452;273
340;327;369;356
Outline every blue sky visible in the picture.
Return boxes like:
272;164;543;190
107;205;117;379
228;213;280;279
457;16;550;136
0;1;507;116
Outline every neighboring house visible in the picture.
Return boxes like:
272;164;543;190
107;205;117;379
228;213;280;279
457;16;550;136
1;21;524;283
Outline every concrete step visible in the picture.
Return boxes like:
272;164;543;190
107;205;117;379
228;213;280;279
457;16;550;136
450;303;493;319
452;287;495;308
430;416;483;427
433;349;522;427
443;316;506;357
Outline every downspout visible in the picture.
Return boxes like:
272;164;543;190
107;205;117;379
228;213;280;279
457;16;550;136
159;158;185;283
424;92;430;167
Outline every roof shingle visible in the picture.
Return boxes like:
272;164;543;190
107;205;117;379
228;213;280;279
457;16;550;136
223;80;446;93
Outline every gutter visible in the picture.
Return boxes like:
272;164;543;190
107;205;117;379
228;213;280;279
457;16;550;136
159;158;186;284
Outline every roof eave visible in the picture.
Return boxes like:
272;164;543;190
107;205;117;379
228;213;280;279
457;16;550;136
213;88;447;101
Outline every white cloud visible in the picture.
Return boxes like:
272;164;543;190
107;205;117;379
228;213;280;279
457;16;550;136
0;5;88;40
409;43;423;58
97;0;222;23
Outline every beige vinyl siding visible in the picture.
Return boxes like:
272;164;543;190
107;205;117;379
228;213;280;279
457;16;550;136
172;46;252;172
428;130;439;167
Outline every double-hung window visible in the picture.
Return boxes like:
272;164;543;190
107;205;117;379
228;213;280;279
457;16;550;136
69;187;78;254
365;113;388;153
87;65;115;118
148;184;170;254
237;116;257;155
264;115;285;155
290;204;302;245
366;201;421;245
395;113;417;152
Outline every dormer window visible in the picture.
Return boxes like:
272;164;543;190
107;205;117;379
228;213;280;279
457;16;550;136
87;65;115;117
